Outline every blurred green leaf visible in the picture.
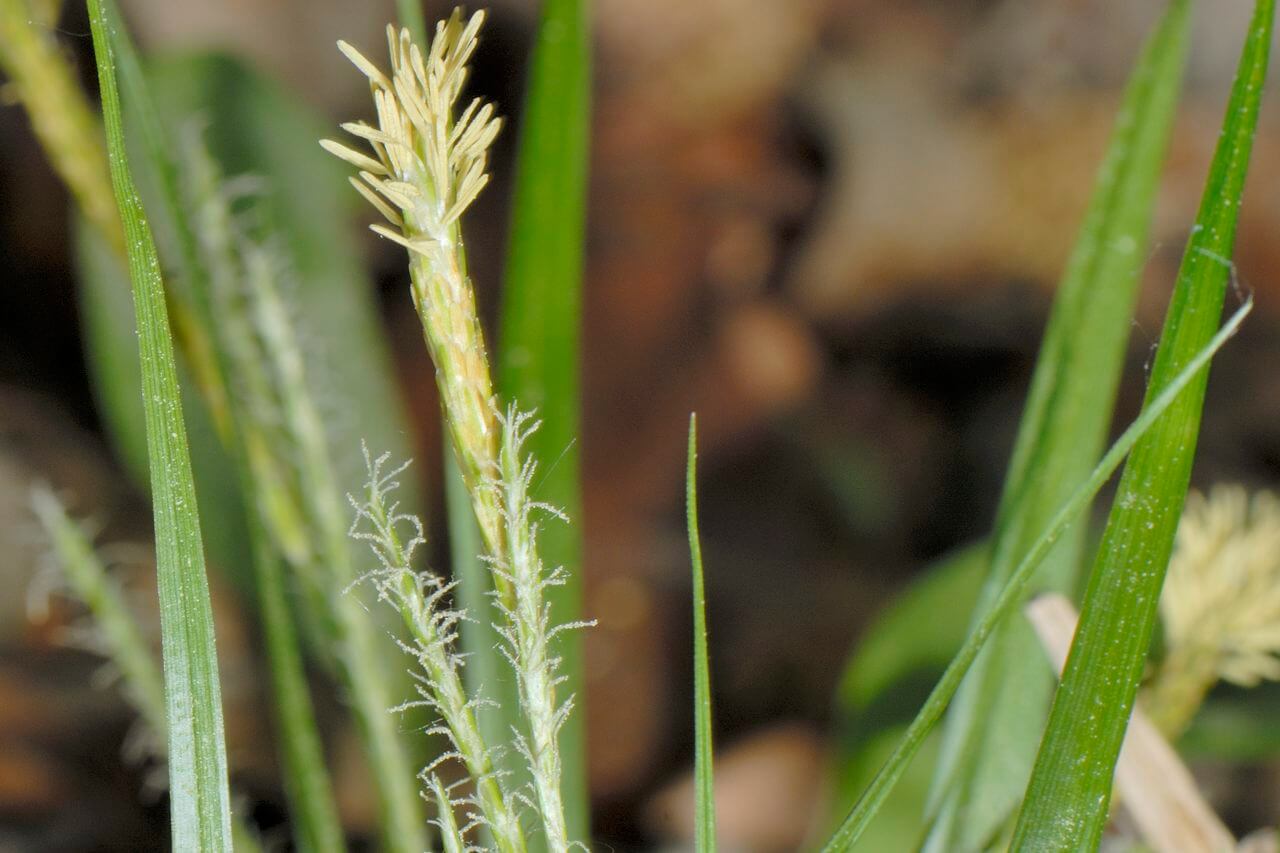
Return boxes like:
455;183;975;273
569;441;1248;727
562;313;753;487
926;3;1193;848
837;544;987;715
1012;1;1274;847
247;514;344;853
828;545;983;846
495;0;592;840
395;0;427;44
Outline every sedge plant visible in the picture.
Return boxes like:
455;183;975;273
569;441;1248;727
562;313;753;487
8;0;593;848
6;0;1280;850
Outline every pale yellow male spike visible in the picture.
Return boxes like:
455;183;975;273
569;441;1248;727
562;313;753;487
1148;485;1280;737
322;9;508;569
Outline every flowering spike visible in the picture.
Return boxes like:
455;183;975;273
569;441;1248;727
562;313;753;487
1148;485;1280;736
327;9;506;566
332;10;589;851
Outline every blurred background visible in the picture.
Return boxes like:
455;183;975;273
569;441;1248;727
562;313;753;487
3;0;1280;849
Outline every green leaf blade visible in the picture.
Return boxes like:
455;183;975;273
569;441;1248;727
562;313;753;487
85;0;232;847
820;298;1251;851
687;415;717;852
86;20;420;849
496;0;592;841
926;2;1194;847
1011;1;1275;848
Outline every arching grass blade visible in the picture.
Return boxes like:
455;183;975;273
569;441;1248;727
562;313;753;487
1011;1;1274;848
86;0;232;846
820;297;1251;851
926;3;1193;847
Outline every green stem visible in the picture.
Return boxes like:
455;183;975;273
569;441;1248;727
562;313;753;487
249;519;346;853
687;416;717;852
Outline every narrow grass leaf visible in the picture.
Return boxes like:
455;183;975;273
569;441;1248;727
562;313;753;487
86;0;232;847
687;415;717;852
820;297;1251;851
93;16;423;849
496;0;592;838
1025;595;1236;853
101;36;265;587
1011;2;1274;848
926;3;1193;848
